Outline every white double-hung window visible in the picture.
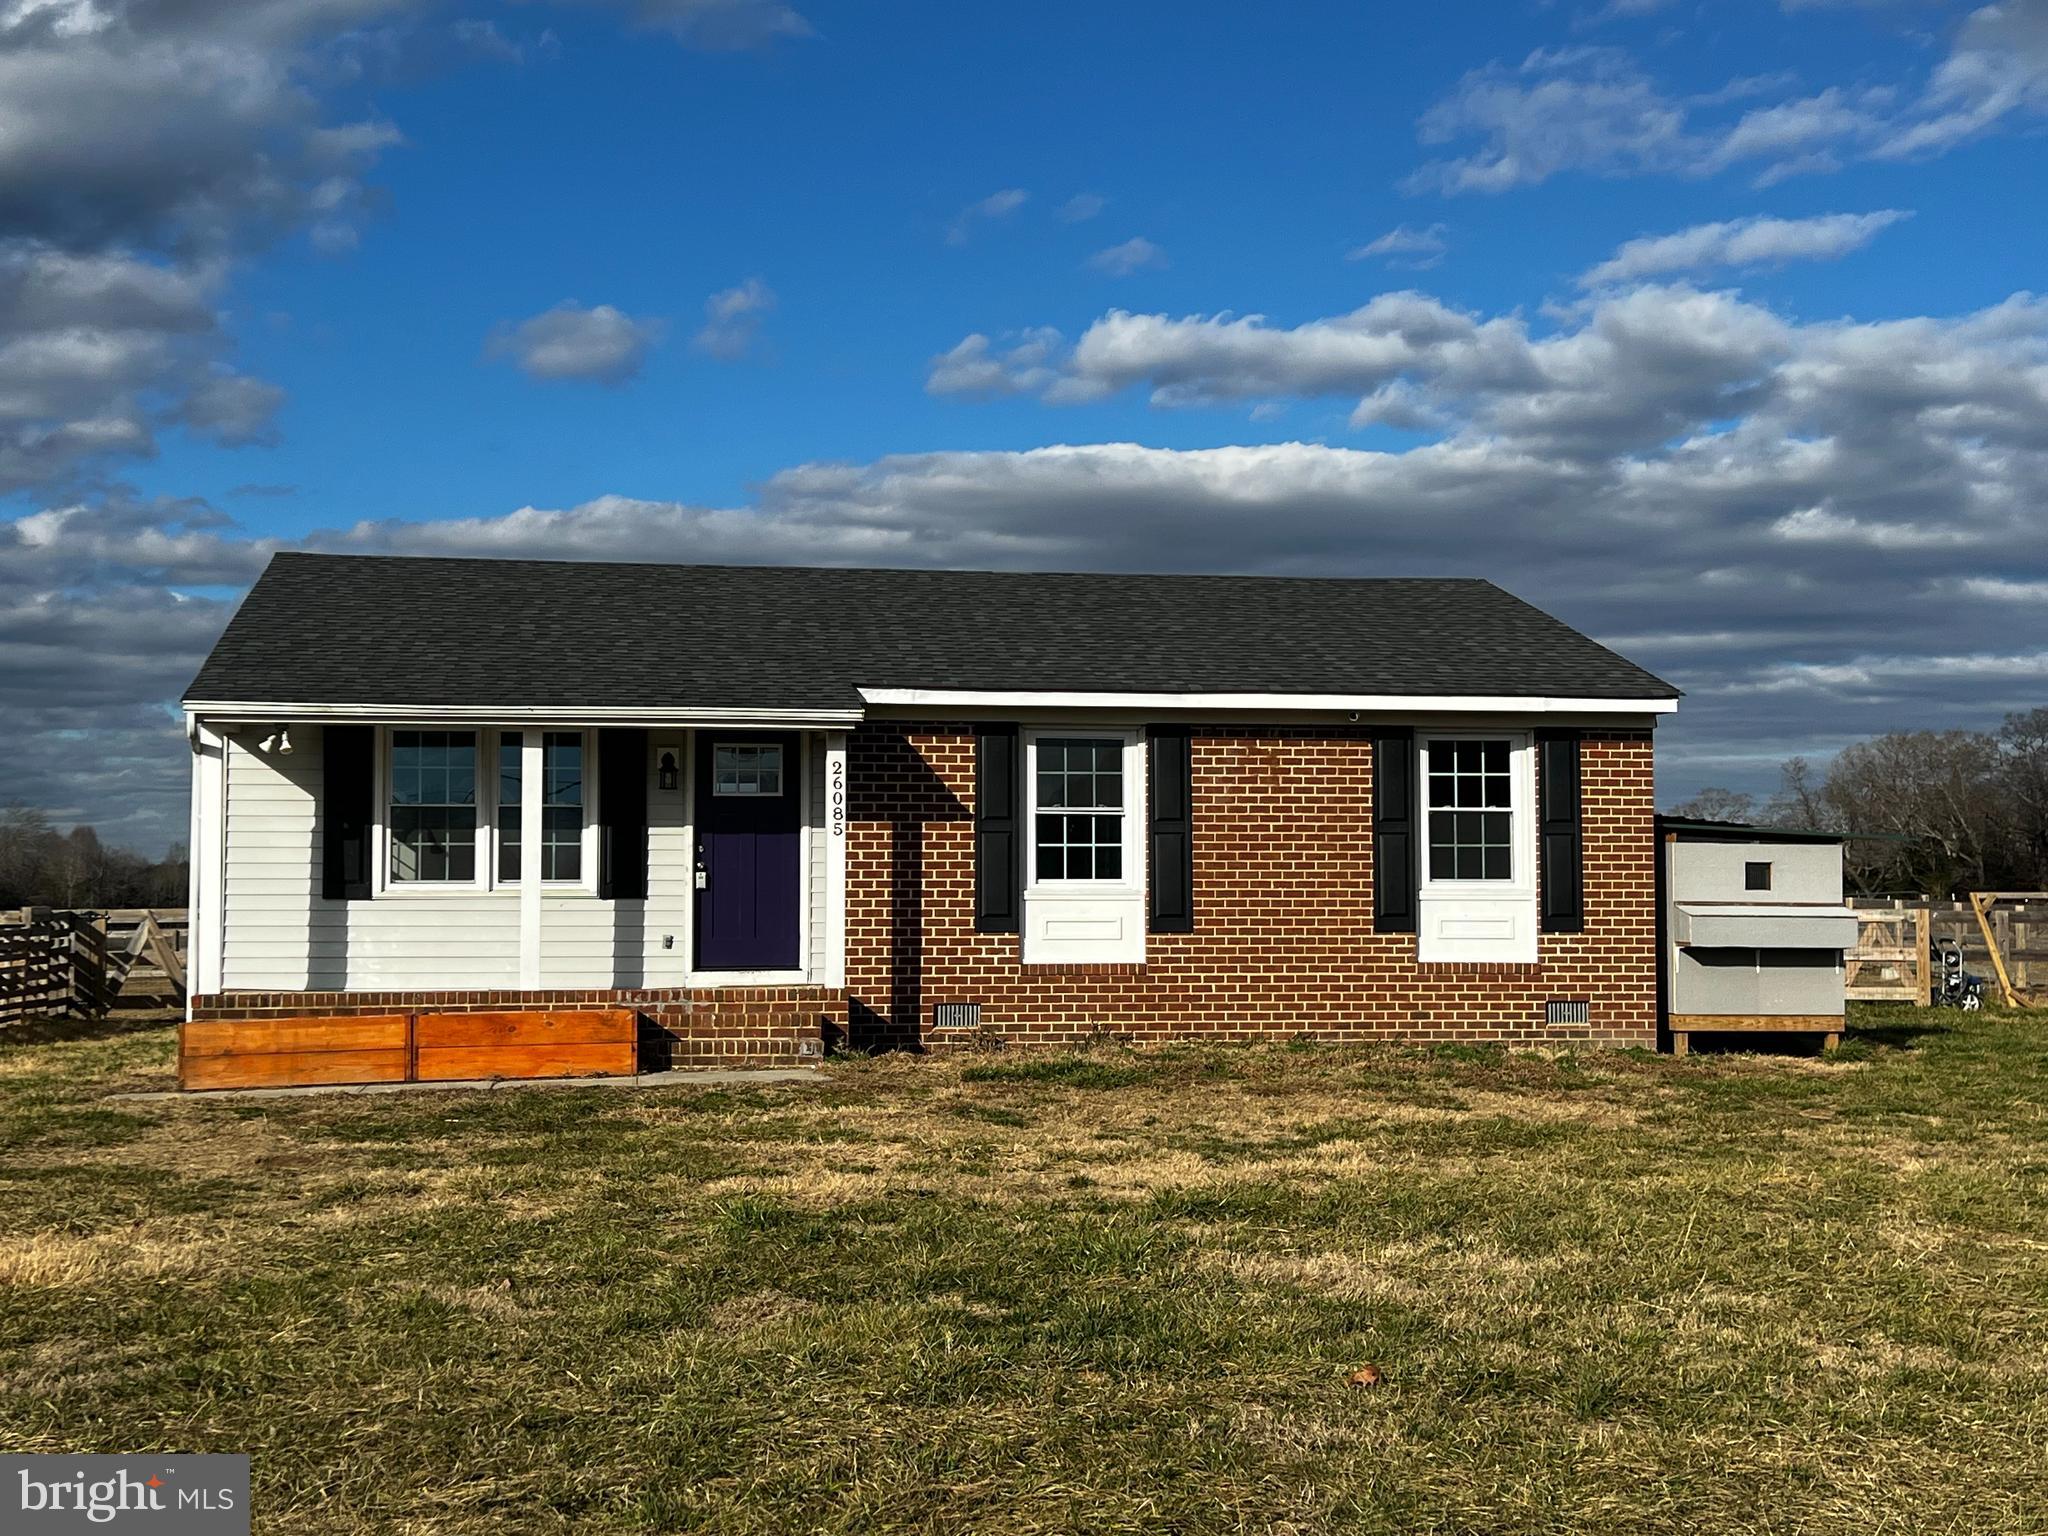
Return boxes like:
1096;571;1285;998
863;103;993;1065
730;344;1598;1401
1416;732;1537;963
383;728;592;890
1033;736;1127;882
497;731;587;883
1021;730;1145;963
388;730;479;883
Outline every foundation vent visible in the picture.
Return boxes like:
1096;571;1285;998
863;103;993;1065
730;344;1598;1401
932;1002;983;1032
1545;999;1591;1027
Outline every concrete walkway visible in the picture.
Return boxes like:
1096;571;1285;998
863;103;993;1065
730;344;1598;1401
116;1067;822;1104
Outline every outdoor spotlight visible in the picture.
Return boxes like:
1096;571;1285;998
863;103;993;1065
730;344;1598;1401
659;750;679;792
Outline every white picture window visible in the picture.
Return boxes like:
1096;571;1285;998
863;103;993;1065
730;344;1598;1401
388;730;478;883
497;731;586;882
1032;736;1126;882
714;744;783;797
1425;738;1515;882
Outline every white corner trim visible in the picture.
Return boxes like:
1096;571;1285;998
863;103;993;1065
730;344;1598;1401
518;731;543;989
857;687;1676;715
184;701;864;727
187;717;227;1009
824;731;848;989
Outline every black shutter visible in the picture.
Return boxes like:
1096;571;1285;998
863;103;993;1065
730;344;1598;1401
974;724;1020;933
1372;727;1417;934
1537;729;1584;933
1148;726;1194;933
597;728;649;901
321;724;374;901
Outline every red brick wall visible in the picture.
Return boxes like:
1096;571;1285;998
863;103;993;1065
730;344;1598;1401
844;723;1657;1050
189;987;847;1069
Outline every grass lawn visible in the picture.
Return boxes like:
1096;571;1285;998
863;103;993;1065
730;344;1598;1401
3;1009;2046;1533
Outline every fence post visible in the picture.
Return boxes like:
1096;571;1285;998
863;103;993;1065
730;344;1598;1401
1916;907;1932;1008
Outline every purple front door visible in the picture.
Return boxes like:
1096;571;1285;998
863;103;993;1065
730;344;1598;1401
694;733;801;971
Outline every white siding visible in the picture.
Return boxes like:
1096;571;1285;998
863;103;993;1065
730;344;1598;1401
222;727;521;990
217;725;809;993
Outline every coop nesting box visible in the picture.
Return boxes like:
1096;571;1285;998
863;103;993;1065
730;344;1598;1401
1658;817;1859;1055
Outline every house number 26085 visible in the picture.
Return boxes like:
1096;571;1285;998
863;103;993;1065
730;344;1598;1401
830;759;846;838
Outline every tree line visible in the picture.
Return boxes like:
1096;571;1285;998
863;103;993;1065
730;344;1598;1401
1665;708;2048;897
0;804;188;911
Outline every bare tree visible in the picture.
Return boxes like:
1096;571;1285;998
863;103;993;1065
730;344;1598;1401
1816;731;2006;894
1999;708;2048;887
1664;786;1758;822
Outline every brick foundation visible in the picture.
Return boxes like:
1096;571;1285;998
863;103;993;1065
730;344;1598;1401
189;987;847;1069
844;722;1658;1051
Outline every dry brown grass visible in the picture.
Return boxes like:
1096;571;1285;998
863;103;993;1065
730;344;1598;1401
2;1010;2045;1533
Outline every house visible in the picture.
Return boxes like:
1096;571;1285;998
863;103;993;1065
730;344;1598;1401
181;552;1680;1071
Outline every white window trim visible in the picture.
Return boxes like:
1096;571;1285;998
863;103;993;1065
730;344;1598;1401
1019;727;1147;966
372;725;599;897
1416;729;1538;964
1023;727;1145;895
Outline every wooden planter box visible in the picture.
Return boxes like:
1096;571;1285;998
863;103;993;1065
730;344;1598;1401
180;1009;638;1091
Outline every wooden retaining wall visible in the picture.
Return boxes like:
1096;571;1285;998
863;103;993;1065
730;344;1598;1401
179;1008;638;1091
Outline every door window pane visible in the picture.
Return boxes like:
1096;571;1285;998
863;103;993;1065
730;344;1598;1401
714;744;783;796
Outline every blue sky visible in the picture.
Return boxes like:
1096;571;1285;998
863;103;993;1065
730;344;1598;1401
4;0;2048;852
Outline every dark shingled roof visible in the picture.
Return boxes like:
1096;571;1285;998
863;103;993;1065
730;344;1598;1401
185;553;1680;710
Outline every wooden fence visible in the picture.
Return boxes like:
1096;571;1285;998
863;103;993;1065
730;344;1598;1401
1845;897;2048;1005
0;908;187;1026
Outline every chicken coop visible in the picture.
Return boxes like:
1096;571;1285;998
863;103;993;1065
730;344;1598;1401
1658;817;1859;1055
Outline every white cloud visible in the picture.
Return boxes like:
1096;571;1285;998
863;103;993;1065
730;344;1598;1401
1955;576;2048;601
692;276;775;360
1880;0;2048;158
0;0;407;254
0;243;285;493
1057;193;1107;223
1086;236;1168;276
1406;47;1692;193
487;302;663;385
946;188;1028;245
1348;223;1449;269
1580;210;1911;285
924;328;1064;398
1409;10;2048;193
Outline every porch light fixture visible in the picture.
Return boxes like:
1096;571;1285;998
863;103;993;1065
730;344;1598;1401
658;750;679;792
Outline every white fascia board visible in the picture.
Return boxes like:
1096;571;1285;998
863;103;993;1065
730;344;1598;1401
856;688;1677;716
183;701;864;727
